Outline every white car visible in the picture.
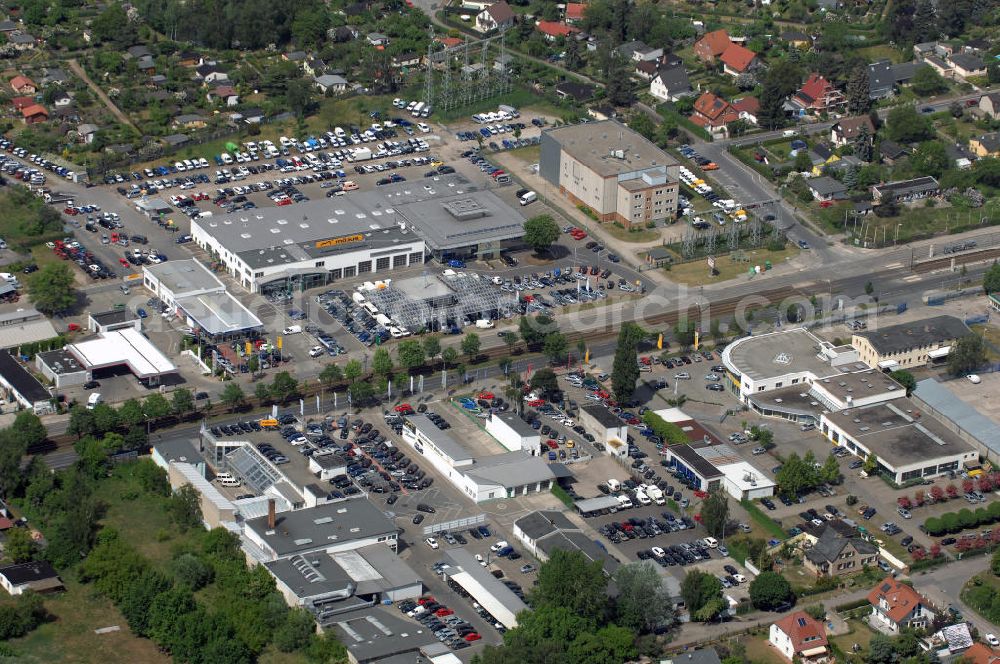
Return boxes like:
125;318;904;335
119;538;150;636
424;537;439;549
986;634;1000;647
475;553;487;566
733;574;746;584
967;374;982;384
417;122;430;133
309;346;325;357
651;546;666;558
490;540;509;553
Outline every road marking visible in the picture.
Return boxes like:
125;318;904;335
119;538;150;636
902;275;923;282
884;262;903;269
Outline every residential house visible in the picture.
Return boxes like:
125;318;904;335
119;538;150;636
913;41;938;59
0;20;17;33
969;133;1000;158
194;64;228;84
720;43;758;77
391;53;421;69
649;64;692;102
135;55;156;73
303;58;326;77
564;2;586;24
781;30;812;49
8;33;37;50
476;1;515;33
923;55;953;79
174;114;207;130
10;96;33;111
872;176;940;205
806;176;848;202
867;577;936;633
40;67;69;86
241;108;265;124
149;74;168;87
536;21;577;41
208;85;239;107
770;611;828;661
366;32;389;47
126;45;152;59
436;36;463;49
803;522;878;575
616;40;662;62
9;75;36;95
284;50;307;62
790;73;846;114
691;92;739;128
964;643;1000;664
554;80;593;102
177;50;201;67
0;561;63;596
944;142;974;170
831;116;875;147
879;140;908;165
51;91;73;108
76;123;98;144
731;97;760;124
331;26;359;43
314;74;348;94
163;134;190;148
694;29;731;63
950;53;986;79
494;53;515;73
635;60;658;80
868;59;925;99
980;92;1000;120
20;104;47;124
645;246;673;268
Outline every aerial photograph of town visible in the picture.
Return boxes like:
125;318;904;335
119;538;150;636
0;0;997;662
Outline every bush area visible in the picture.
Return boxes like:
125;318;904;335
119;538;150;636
923;502;1000;536
0;186;65;251
641;411;688;446
963;574;1000;625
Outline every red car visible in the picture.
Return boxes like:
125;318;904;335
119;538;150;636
118;258;130;267
526;399;544;407
478;391;495;400
546;439;558;450
464;633;482;642
276;198;293;206
435;608;454;617
417;596;435;605
394;404;414;414
63;207;78;215
693;490;707;499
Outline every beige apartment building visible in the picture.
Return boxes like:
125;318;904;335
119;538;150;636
851;315;971;370
539;120;679;228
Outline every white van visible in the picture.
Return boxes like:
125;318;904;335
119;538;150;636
519;191;537;206
86;392;103;410
475;319;495;329
616;494;633;509
635;490;651;506
282;325;302;335
607;478;621;492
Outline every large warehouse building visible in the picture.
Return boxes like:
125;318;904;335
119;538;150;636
190;174;527;294
851;315;971;370
539;119;680;228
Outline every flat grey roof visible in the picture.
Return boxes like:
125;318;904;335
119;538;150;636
491;411;537;437
813;369;904;403
574;495;621;514
405;414;473;462
582;404;623;428
153;438;202;465
913;378;1000;457
824;397;975;468
443;548;529;614
244;498;397;557
90;309;139;326
0;317;58;350
465;451;555;488
145;259;223;295
724;328;838;381
175;291;264;336
37;348;85;375
514;510;578;540
671;444;724;479
748;385;822;417
543;119;678;178
537;530;620;574
331;607;438;664
854;315;970;355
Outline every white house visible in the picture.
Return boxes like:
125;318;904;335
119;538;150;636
484;411;541;454
314;74;348;94
867;577;936;633
769;611;828;661
0;561;63;595
649;65;692;102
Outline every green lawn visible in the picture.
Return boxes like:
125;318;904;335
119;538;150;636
92;464;179;565
814;201;1000;246
506;144;541;167
664;245;800;286
856;44;906;63
830;618;878;656
604;224;661;243
741;499;788;539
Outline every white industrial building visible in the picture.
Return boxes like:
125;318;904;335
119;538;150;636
664;442;775;500
513;510;620;575
143;259;263;340
36;327;178;387
442;548;528;629
189;174;527;295
484;411;541;454
401;414;554;503
580;405;628;456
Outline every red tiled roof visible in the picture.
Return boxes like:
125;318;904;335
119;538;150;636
10;74;35;90
867;577;928;623
966;644;1000;664
692;91;739;127
720;43;756;72
732;96;760;114
0;517;14;530
565;3;586;21
799;73;834;102
436;36;463;48
774;611;828;654
11;95;33;110
536;21;577;37
486;1;515;23
696;29;731;58
214;85;237;97
20;104;47;118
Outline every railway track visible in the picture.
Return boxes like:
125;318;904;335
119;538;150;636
912;247;1000;274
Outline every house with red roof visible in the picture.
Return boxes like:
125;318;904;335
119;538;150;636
791;73;846;114
732;97;760;124
11;96;33;111
769;611;828;661
965;643;1000;664
535;21;578;41
691;91;740;129
867;577;936;633
694;29;732;63
9;74;35;95
436;36;463;49
720;43;758;77
20;104;47;124
565;2;586;24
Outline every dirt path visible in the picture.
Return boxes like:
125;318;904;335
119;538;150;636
67;58;141;135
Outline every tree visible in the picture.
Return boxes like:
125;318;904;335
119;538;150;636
911;0;938;43
440;347;458;370
168;484;203;531
748;570;793;610
504;331;520;356
529;368;559;397
91;3;132;45
143;393;171;422
11;411;46;449
794;149;813;173
117;399;144;429
758;60;803;129
611;323;643;404
854;126;873;163
396;340;425;372
846;65;871;115
371;348;393;378
869;634;896;664
422;335;441;361
171;388;194;416
911;141;950;178
27;263;77;315
532;549;608;624
221;383;245;411
542;332;568;364
612;562;673;632
519;314;557;348
949;334;986;377
523;215;560;254
255;382;272;404
68;405;97;439
983;261;1000;294
4;526;38;563
461;333;481;361
344;359;363;383
170;553;214;590
885;105;934;143
274;608;316;652
317;363;343;389
680;570;723;620
700;489;729;538
270;371;299;402
776;453;819;497
820;454;841;484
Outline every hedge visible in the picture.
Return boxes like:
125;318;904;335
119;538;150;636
642;411;689;446
924;501;1000;535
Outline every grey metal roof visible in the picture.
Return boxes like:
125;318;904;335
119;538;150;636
443;548;529;612
805;523;877;564
152;438;201;465
536;530;620;574
404;414;473;462
175;291;264;336
145;259;223;295
582;404;622;428
662;648;723;664
465;451;555;488
0;349;49;403
671;444;724;479
0;317;58;349
244;498;397;557
913;378;1000;456
514;510;578;540
542;119;677;177
573;495;621;514
331;607;438;663
808;176;847;196
90;309;139;326
489;411;536;437
855;315;969;355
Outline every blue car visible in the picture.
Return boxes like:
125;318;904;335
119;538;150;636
479;128;491;137
136;308;148;319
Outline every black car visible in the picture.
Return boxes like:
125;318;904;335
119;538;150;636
416;503;436;513
412;513;424;525
83;380;100;390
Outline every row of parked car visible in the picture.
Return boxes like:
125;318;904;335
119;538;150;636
1;139;77;182
398;596;481;650
464;149;510;184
